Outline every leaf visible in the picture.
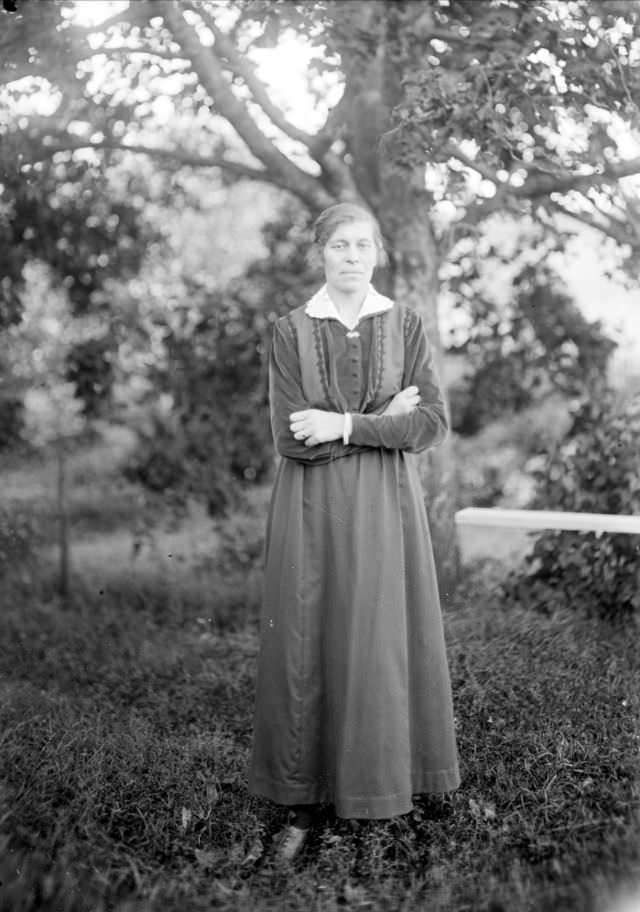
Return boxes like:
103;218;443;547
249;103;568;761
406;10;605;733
194;848;217;870
206;782;220;807
211;879;237;897
241;836;265;866
324;833;342;846
469;797;497;821
342;881;371;906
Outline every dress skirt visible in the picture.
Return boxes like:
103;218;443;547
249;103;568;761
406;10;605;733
248;297;460;819
248;448;460;819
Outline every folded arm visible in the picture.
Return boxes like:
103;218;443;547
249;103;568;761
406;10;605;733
269;319;366;464
269;310;447;464
348;311;448;454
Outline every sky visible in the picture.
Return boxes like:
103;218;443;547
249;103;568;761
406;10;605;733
67;0;126;25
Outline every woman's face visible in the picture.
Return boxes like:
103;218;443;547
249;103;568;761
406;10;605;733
322;219;378;296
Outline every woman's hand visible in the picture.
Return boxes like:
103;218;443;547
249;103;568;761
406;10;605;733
382;386;420;417
289;390;419;448
289;410;345;447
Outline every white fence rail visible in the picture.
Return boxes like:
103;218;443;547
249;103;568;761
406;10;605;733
455;508;640;536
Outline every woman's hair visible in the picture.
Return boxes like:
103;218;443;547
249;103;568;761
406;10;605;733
309;202;387;267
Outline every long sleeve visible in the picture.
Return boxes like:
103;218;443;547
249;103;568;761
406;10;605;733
349;311;448;454
269;319;365;465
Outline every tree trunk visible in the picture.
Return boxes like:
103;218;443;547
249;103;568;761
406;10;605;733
363;2;460;597
379;171;461;597
335;3;461;595
56;437;70;602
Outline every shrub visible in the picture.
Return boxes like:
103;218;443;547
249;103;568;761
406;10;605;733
0;503;41;572
0;395;24;451
189;497;266;629
503;392;640;620
65;334;116;418
453;396;572;509
124;200;315;515
448;266;616;437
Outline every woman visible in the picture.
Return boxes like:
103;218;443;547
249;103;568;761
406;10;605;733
248;203;460;860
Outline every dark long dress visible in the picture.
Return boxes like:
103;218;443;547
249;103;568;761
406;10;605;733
248;291;460;819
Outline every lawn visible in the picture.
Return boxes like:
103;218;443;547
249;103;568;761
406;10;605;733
0;439;639;912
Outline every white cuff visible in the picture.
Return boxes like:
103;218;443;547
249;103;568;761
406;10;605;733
343;412;352;445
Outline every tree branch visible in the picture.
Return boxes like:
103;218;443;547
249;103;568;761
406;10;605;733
399;5;488;46
312;85;352;157
445;142;503;186
549;199;640;249
188;1;317;149
158;1;334;211
18;135;275;183
0;60;40;86
516;157;640;199
82;45;190;62
461;153;640;231
425;28;465;43
183;0;356;201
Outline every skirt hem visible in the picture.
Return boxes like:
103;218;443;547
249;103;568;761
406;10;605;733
247;767;461;820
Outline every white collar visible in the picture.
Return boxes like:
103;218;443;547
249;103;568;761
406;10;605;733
304;284;394;331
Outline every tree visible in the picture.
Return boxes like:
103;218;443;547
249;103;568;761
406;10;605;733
5;262;89;600
0;127;160;441
0;147;154;326
2;0;640;588
446;260;617;435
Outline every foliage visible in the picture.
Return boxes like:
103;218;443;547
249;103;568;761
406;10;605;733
241;202;320;313
23;382;84;450
124;202;316;513
3;0;639;270
211;503;265;579
0;155;155;325
4;263;88;448
123;286;273;515
504;392;640;619
453;395;573;509
0;502;41;572
393;1;640;178
0;153;156;441
65;334;116;419
447;260;617;435
0;395;24;451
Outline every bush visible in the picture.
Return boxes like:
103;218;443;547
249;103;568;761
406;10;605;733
65;335;116;418
214;507;265;575
0;395;25;451
504;392;640;620
453;396;572;509
190;498;266;628
124;418;264;519
448;267;616;436
124;200;316;515
0;503;41;572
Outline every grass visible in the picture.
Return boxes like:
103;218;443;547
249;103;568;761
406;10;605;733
1;438;639;912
